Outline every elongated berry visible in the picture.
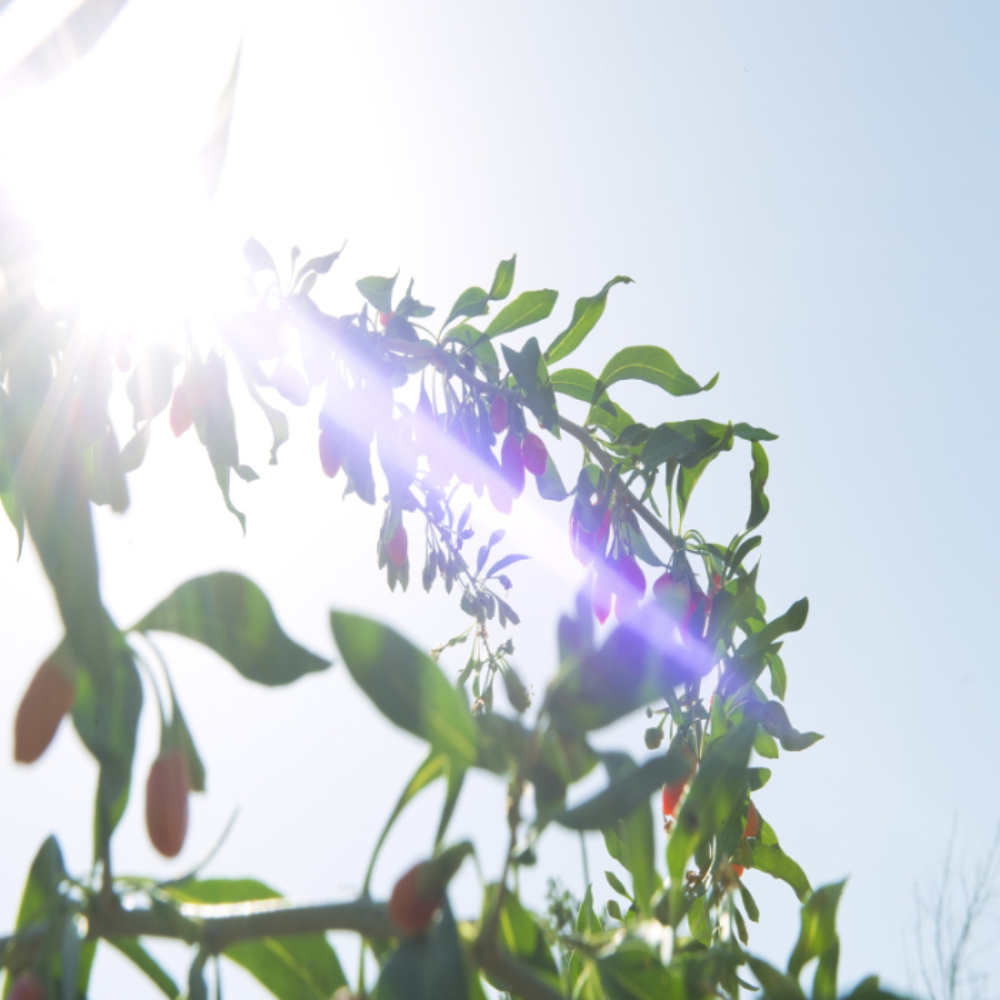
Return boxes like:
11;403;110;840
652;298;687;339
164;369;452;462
593;562;614;624
9;973;44;1000
388;862;443;936
319;426;343;477
613;554;646;622
521;432;547;476
500;433;525;498
490;396;508;434
661;747;697;818
14;659;77;764
386;525;408;569
744;799;760;839
146;750;190;858
169;383;194;437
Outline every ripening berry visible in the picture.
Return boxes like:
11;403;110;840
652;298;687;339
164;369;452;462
114;343;132;373
500;433;525;498
8;973;44;1000
490;396;508;434
521;432;548;476
14;659;77;764
319;427;343;478
169;384;194;437
744;799;760;840
388;863;443;936
146;750;190;858
661;746;697;818
613;553;646;623
386;525;408;569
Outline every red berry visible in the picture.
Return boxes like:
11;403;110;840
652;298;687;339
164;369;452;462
115;343;132;373
388;863;442;936
500;433;525;499
744;799;760;840
14;659;76;764
169;384;194;438
593;562;614;624
146;750;189;858
661;747;697;818
613;554;646;622
732;864;745;878
379;311;393;327
386;524;408;569
521;432;547;476
318;427;342;477
490;396;508;434
9;973;45;1000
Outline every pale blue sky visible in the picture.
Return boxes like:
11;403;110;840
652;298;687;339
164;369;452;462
1;1;998;995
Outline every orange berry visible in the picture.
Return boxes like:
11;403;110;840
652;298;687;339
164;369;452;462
146;750;189;858
14;659;76;764
744;799;760;840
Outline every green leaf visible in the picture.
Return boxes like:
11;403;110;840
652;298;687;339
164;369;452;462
640;420;733;470
601;757;660;916
595;345;718;400
747;957;806;1000
126;346;180;424
197;42;241;200
666;722;756;917
546;276;633;365
733;422;778;442
164;675;206;793
788;881;846;1000
687;895;712;946
376;902;469;1000
444;287;490;328
548;746;696;832
550;368;599;403
108;939;179;998
330;612;477;768
14;836;67;931
133;572;329;686
501;337;560;433
167;880;347;1000
119;424;151;473
749;700;823;753
0;0;131;93
748;441;771;531
243;375;290;465
444;324;499;374
750;842;812;903
485;289;558;338
72;638;143;853
605;870;633;901
489;256;516;301
357;273;398;315
598;943;686;1000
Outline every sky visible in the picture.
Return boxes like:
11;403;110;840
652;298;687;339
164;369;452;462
1;0;999;996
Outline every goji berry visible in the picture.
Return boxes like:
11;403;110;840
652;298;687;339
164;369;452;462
521;432;547;476
386;525;408;569
14;659;76;764
146;750;190;858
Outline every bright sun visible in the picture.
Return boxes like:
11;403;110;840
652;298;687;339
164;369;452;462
0;3;247;350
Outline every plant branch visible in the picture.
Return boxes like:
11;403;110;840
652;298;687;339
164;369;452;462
1;895;568;1000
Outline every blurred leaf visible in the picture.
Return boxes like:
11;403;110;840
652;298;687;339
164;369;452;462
788;881;846;1000
546;276;633;365
485;289;558;338
747;957;806;1000
598;943;686;1000
243;375;290;465
14;836;66;931
595;345;718;400
480;885;560;989
376;902;468;1000
0;0;131;93
357;274;398;315
244;238;277;274
548;745;696;832
330;612;477;768
108;939;179;998
748;441;771;531
198;43;241;200
750;842;812;902
126;346;179;425
119;424;150;473
601;756;660;915
166;879;348;1000
133;572;329;686
72;636;143;853
501;337;560;433
666;722;756;917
